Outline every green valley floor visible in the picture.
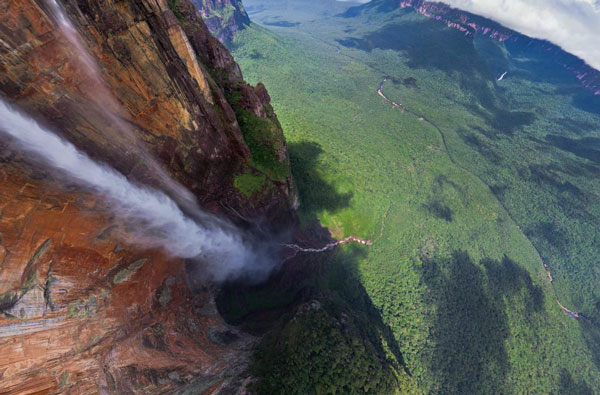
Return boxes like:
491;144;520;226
227;0;600;392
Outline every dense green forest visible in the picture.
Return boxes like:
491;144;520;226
224;0;600;392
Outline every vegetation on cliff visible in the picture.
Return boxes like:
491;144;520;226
192;0;251;43
167;0;295;218
0;0;293;392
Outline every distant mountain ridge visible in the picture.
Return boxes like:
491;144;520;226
345;0;600;95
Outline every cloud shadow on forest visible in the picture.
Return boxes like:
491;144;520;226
419;251;544;393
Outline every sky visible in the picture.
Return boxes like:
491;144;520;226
440;0;600;70
340;0;600;70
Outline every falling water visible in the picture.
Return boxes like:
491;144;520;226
47;0;100;81
45;0;196;206
0;100;272;282
0;0;277;281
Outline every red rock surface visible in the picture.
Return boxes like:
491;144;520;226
0;163;256;393
0;0;294;392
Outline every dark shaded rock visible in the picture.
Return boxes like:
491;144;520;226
192;0;250;43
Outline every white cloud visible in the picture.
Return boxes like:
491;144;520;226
336;0;600;70
437;0;600;70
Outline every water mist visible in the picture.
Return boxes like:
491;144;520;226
0;100;274;282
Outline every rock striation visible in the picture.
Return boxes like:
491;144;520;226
192;0;250;43
0;0;294;392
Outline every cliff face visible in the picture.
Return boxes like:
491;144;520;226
0;167;253;393
405;0;600;94
0;0;294;392
191;0;250;43
347;0;600;95
398;0;512;40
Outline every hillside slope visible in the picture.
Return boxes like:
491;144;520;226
344;0;600;95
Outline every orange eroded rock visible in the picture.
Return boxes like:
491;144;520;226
0;166;253;393
0;0;291;391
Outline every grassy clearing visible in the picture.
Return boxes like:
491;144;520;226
234;106;289;181
234;172;269;197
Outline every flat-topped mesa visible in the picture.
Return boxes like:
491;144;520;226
398;0;512;41
401;0;600;94
348;0;600;95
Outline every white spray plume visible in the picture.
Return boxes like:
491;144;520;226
0;100;273;282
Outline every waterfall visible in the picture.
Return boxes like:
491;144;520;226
0;1;276;281
45;0;197;207
0;100;272;282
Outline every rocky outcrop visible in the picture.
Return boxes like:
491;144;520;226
345;0;600;95
0;0;294;392
191;0;250;43
397;0;512;40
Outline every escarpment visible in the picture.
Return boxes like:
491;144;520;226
345;0;600;95
404;0;600;94
0;0;295;392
